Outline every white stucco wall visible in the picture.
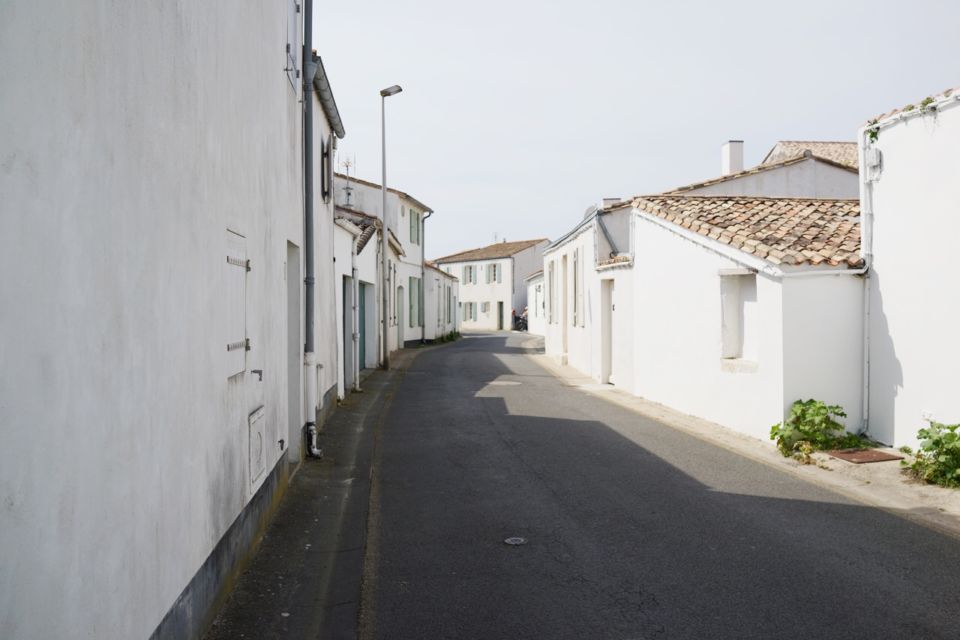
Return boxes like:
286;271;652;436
863;99;960;445
423;268;460;340
525;273;546;336
510;242;549;313
681;158;858;199
781;275;864;432
543;227;596;376
630;219;785;441
0;3;325;638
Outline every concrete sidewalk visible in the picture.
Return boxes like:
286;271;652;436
527;337;960;542
203;349;419;640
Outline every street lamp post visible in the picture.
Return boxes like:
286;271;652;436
380;85;402;370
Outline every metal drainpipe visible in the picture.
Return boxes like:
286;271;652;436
352;234;361;392
421;211;432;343
302;0;321;458
859;129;876;438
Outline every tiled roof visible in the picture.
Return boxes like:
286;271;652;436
761;141;858;169
435;238;548;264
632;195;862;268
665;153;855;195
425;261;458;280
868;86;960;124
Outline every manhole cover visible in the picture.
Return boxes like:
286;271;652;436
504;536;527;546
826;448;904;464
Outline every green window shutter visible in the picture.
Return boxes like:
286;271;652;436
409;277;414;327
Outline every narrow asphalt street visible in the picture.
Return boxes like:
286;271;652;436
361;332;960;639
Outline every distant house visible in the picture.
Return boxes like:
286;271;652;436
858;86;960;446
666;140;859;198
435;239;549;331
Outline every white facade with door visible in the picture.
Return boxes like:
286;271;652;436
859;89;960;446
335;175;436;347
423;264;461;340
0;3;343;638
437;240;548;331
544;197;865;443
451;258;513;330
525;271;547;336
543;204;634;385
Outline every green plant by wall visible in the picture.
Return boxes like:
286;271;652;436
770;400;862;464
866;119;880;143
902;421;960;488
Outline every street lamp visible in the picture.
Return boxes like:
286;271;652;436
380;84;402;370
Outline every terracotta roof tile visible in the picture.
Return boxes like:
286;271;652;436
761;141;859;169
633;195;862;269
868;86;960;124
435;238;548;264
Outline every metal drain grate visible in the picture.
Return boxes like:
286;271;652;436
826;448;904;464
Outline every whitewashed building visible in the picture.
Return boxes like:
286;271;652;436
543;139;868;442
424;262;461;341
525;271;547;336
668;140;859;198
436;239;549;331
334;175;441;347
333;207;380;396
546;196;864;442
0;2;344;639
858;87;960;446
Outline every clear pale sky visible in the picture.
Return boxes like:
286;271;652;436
316;0;959;260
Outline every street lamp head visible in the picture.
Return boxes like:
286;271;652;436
380;85;403;97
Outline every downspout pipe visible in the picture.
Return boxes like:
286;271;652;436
352;234;361;392
302;0;321;458
421;210;433;343
859;127;877;437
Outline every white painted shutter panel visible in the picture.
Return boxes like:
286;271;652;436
497;263;502;284
225;230;247;377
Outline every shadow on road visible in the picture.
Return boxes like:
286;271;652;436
367;332;960;640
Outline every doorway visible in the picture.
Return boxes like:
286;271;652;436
343;276;354;391
497;301;504;330
286;243;301;464
396;285;404;349
561;255;569;354
358;282;367;369
601;279;615;384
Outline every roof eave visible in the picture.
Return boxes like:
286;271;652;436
310;54;345;139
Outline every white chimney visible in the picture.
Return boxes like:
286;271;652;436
721;140;744;175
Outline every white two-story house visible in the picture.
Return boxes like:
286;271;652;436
436;239;548;331
334;174;437;348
